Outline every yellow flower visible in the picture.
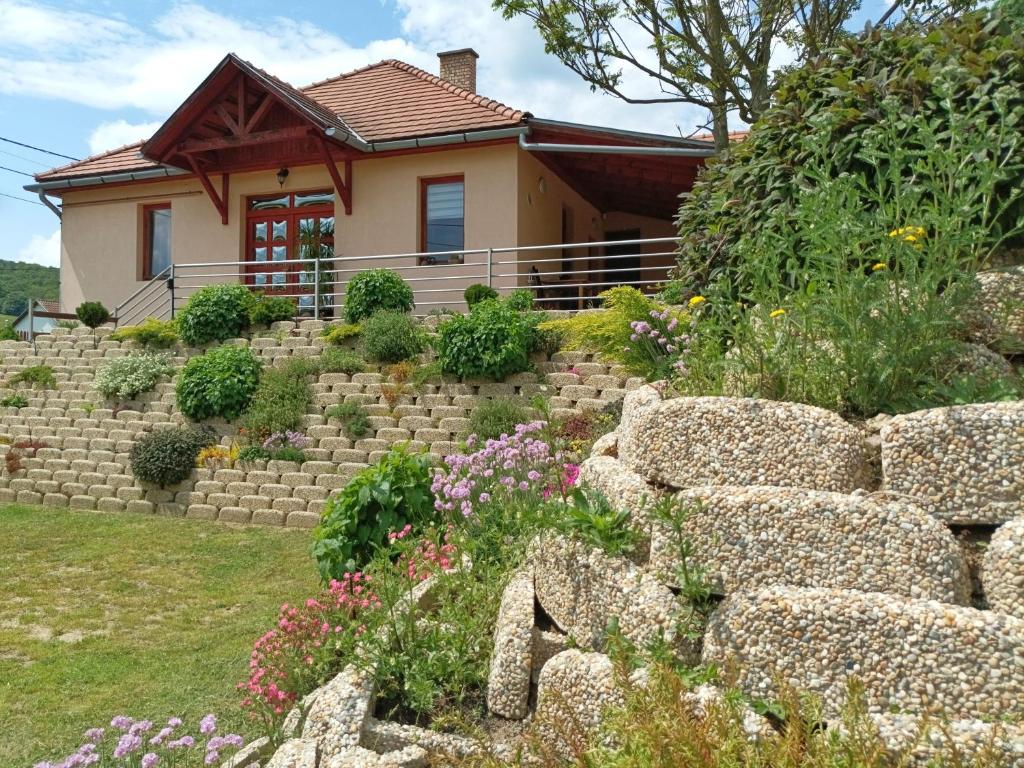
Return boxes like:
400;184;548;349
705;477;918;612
872;262;887;271
769;308;786;319
688;295;706;308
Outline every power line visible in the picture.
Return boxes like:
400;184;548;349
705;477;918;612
0;148;48;167
0;136;79;162
0;164;34;177
0;191;45;206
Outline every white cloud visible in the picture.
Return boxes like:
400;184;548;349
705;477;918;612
15;228;60;268
88;120;164;155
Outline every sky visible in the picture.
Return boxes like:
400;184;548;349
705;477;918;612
0;0;888;270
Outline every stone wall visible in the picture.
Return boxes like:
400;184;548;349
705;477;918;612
0;323;639;527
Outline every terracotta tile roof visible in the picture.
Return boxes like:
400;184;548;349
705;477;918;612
36;300;61;313
35;141;160;181
692;130;749;142
301;60;525;143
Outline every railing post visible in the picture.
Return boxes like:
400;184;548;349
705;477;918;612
486;248;493;289
168;264;176;321
27;298;34;343
313;258;320;320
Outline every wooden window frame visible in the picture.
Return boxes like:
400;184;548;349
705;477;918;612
419;175;465;264
141;203;172;280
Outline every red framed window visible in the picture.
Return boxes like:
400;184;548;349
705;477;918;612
142;203;172;279
420;175;464;264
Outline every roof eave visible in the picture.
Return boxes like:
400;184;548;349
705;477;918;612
527;116;715;149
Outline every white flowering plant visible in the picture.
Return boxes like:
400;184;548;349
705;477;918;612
95;352;175;401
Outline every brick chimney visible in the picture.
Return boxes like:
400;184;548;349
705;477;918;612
438;48;479;93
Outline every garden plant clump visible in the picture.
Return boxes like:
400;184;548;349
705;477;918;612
95;352;175;401
359;310;424;364
129;425;217;488
175;284;255;346
343;269;414;323
176;345;262;421
109;318;179;349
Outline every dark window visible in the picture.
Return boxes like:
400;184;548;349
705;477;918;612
420;176;464;263
143;203;172;279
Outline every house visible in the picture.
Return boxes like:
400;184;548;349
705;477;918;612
12;300;75;340
25;49;714;322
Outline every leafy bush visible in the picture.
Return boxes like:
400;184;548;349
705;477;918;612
435;300;532;380
466;397;534;441
249;295;297;326
343;269;414;323
109;318;178;349
0;321;17;341
1;394;28;408
505;289;534;312
321;323;362;345
176;345;261;421
129;425;216;487
95;352;175;400
319;347;365;375
360;311;424;363
75;301;111;329
176;284;254;346
556;487;641;557
326;401;371;439
7;364;56;390
312;445;435;579
675;9;1024;288
464;283;498;308
239;358;315;440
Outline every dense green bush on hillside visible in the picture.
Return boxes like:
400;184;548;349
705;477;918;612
176;284;254;346
176;345;261;421
435;299;532;380
674;9;1024;288
130;425;216;487
0;260;58;317
343;269;414;323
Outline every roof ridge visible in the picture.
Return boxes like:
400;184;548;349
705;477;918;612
383;59;524;120
36;140;146;179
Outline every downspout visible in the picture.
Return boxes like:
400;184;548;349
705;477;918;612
518;133;715;157
37;191;62;220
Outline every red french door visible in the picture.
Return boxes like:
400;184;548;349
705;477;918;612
245;190;335;311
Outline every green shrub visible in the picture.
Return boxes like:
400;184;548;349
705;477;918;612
7;365;56;390
109;318;178;349
675;9;1024;288
466;398;533;441
343;269;414;323
0;321;17;341
75;301;111;329
360;311;424;363
464;283;498;308
319;347;365;375
435;300;531;380
556;487;642;557
321;323;362;345
176;284;254;346
95;352;174;401
176;345;261;421
326;401;371;439
249;295;297;326
239;358;315;440
505;288;535;312
312;444;435;579
129;425;216;487
1;394;28;408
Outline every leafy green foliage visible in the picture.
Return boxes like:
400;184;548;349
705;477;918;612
466;397;534;441
109;318;178;349
94;352;175;401
435;300;532;380
505;288;535;312
556;487;641;556
464;283;498;308
249;295;297;326
7;365;56;390
74;302;111;329
175;346;262;421
360;311;424;363
312;445;436;579
321;323;362;345
319;347;366;375
676;9;1024;288
343;269;414;323
176;284;255;346
239;358;315;440
0;321;18;341
129;425;216;487
326;401;371;439
0;260;58;317
1;394;29;408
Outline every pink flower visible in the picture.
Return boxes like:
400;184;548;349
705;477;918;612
141;753;159;768
199;714;216;735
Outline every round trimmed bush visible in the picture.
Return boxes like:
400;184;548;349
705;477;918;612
360;311;424;363
250;295;297;326
505;289;534;312
176;345;262;421
435;300;531;380
130;425;216;487
75;301;111;329
464;283;498;308
176;284;255;346
343;269;414;323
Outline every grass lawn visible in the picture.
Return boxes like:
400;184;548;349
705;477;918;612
0;504;320;766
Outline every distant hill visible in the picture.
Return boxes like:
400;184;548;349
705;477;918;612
0;260;59;317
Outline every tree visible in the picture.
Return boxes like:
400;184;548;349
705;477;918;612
493;0;862;149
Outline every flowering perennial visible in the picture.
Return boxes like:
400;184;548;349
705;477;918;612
33;714;242;768
261;431;310;452
625;308;697;379
390;524;458;582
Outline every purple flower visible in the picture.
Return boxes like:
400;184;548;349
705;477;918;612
150;727;174;745
167;717;183;727
141;753;159;768
113;733;142;759
83;728;104;744
129;720;153;735
223;734;244;748
110;716;134;731
167;735;195;750
199;714;217;735
205;752;220;766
